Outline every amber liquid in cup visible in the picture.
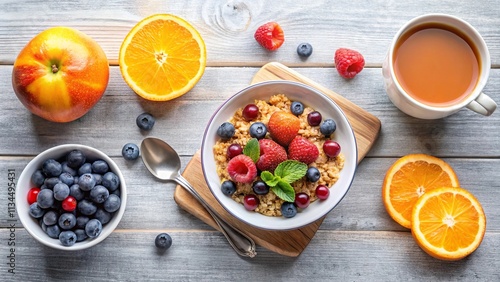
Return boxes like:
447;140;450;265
393;23;480;107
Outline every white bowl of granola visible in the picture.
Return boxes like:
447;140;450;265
201;80;357;230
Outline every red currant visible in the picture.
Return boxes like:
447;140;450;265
294;192;310;209
62;196;77;212
323;140;341;158
243;194;260;211
315;185;330;200
27;187;40;205
227;144;243;159
242;104;259;121
307;111;322;126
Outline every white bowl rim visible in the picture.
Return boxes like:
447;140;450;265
15;144;127;250
201;80;358;230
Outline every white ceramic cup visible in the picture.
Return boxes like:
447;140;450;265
382;14;497;119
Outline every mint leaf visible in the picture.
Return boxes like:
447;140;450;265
271;180;295;202
261;171;280;186
274;160;307;183
243;138;259;163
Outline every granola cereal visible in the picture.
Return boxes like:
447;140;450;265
214;94;345;217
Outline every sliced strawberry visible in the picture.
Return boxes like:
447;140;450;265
227;154;257;183
257;139;287;172
267;111;300;147
254;22;285;51
288;136;319;164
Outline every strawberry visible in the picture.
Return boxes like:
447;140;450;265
257;139;287;172
227;154;257;183
334;48;365;79
254;22;285;51
267;111;300;146
287;136;319;164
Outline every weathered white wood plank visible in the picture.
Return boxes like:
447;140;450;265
1;66;499;157
3;156;500;233
1;0;500;66
0;230;498;281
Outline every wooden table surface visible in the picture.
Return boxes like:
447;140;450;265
1;1;499;281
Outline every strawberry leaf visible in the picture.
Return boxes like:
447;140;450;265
271;181;295;202
274;160;307;183
243;138;260;163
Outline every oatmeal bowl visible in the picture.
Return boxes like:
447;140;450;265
201;80;357;230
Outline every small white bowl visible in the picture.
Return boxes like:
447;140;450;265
201;81;357;230
16;144;127;250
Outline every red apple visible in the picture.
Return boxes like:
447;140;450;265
12;27;109;122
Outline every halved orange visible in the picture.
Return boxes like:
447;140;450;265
119;14;206;101
382;154;460;228
411;187;486;260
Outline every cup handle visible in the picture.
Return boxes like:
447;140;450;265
466;93;497;116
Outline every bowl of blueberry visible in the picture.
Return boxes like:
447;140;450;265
201;80;358;230
16;144;127;250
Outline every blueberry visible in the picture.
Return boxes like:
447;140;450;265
95;208;112;225
61;162;77;176
36;189;54;209
103;194;121;213
42;159;62;177
249;122;267;139
78;199;97;216
43;210;59;226
85;219;103;238
69;184;85;201
59;231;77;246
31;170;45;187
220;180;236;196
76;216;90;229
290;101;304;115
74;229;88;242
281;202;297;218
136;112;156;131
217;122;235;140
29;203;45;218
53;183;70;201
155;233;172;250
93;173;103;185
46;224;61;239
320;119;337;137
58;213;77;230
59;172;74;186
122;143;140;161
44;177;61;189
306;167;321;182
40;184;49;190
40;221;48;232
102;172;120;192
297;43;313;58
92;160;109;174
77;163;92;175
90;185;109;204
252;181;269;195
78;173;96;191
67;150;86;169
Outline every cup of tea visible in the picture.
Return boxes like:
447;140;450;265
382;13;497;119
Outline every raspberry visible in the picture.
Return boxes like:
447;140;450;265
227;155;257;183
257;139;287;172
334;48;365;79
268;111;300;146
287;136;319;164
254;22;285;51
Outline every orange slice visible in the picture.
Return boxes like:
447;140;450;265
411;187;486;260
382;154;460;228
119;14;206;101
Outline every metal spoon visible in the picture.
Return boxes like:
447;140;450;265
140;137;256;258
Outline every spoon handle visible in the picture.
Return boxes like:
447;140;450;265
175;175;257;258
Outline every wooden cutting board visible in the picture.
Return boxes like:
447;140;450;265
173;62;381;257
